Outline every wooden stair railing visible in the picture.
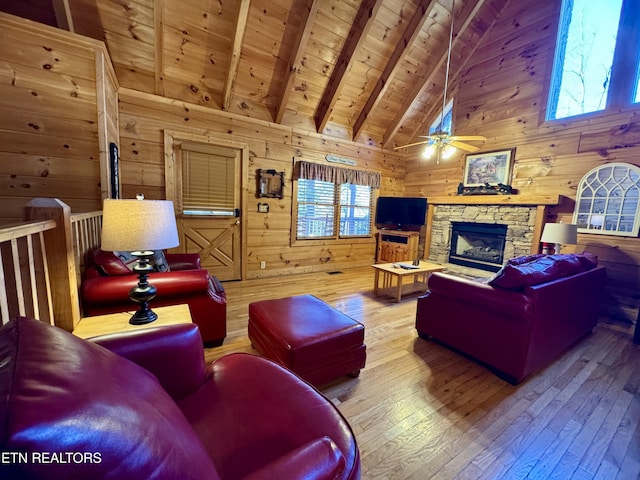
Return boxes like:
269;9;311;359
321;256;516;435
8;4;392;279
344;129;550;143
0;219;56;326
0;198;103;331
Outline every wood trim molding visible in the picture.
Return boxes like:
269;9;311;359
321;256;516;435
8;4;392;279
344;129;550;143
427;194;562;206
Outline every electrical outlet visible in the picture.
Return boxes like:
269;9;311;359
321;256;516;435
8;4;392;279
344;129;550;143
260;261;266;269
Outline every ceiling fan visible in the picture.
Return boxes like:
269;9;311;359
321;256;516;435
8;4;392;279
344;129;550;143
393;0;486;161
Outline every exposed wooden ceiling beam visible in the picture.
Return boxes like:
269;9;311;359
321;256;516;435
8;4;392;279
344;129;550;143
352;0;438;141
223;0;251;111
381;0;486;149
154;0;165;96
52;0;74;32
314;0;383;134
406;0;508;143
275;0;319;124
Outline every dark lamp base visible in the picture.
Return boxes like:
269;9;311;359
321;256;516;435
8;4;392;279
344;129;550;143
128;251;159;325
129;307;159;325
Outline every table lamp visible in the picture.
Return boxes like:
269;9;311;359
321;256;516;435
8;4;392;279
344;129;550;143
590;214;604;230
101;197;179;325
540;222;578;254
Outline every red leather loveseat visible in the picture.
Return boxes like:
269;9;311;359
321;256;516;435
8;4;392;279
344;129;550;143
0;317;361;479
416;253;606;384
80;248;226;346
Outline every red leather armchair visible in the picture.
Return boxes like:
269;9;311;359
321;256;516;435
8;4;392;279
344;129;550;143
0;317;361;479
80;248;226;346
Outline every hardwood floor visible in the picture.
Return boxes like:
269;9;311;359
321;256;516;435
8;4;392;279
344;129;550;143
204;266;640;480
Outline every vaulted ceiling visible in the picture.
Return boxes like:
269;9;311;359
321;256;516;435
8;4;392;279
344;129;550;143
2;0;510;149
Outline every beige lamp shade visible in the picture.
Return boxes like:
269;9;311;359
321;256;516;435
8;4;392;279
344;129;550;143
101;199;179;252
541;223;578;254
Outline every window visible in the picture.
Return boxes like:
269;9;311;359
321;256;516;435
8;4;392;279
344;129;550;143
548;0;640;120
572;163;640;237
429;99;453;135
181;144;238;216
296;179;373;239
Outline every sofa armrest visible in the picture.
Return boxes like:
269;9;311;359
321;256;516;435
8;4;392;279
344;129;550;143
90;323;208;399
166;253;201;270
242;437;346;480
425;272;532;319
81;269;211;305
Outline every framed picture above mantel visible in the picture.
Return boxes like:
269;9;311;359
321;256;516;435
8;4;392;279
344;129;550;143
463;148;515;187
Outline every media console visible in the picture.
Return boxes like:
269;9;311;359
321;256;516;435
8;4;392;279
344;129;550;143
376;230;419;263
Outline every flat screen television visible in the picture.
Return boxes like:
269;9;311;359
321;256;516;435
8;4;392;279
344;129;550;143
375;196;427;230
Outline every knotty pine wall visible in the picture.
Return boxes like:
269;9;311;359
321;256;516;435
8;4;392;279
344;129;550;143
118;88;406;279
404;0;640;323
0;13;119;224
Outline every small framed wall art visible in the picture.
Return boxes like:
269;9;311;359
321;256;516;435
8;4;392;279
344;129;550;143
256;169;285;199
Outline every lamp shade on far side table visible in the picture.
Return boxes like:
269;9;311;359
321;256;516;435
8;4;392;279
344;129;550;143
541;222;578;254
101;198;180;324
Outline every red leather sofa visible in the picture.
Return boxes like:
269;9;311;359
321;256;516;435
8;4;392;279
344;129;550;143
416;253;606;384
0;317;361;479
80;248;226;346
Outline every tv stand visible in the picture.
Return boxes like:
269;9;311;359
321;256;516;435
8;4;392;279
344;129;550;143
376;230;419;263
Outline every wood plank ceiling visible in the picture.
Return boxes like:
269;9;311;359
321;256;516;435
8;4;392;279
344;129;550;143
1;0;510;149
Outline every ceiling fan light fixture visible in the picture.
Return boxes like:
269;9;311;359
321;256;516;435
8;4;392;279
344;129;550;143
441;144;457;160
422;144;436;159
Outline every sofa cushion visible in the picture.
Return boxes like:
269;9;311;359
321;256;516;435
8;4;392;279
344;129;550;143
0;317;219;480
507;253;545;266
576;251;598;270
152;250;171;272
489;253;591;290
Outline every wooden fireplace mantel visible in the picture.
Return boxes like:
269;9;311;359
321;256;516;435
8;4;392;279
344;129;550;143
428;194;562;206
424;195;563;260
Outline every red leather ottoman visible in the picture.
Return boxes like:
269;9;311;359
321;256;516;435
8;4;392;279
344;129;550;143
248;294;366;386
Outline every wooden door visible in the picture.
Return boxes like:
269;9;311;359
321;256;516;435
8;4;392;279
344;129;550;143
178;216;241;280
174;143;242;281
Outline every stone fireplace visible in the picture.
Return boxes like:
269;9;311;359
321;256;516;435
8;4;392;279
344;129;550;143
427;202;543;272
449;221;508;272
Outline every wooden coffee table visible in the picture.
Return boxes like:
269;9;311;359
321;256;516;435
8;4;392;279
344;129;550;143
372;261;446;302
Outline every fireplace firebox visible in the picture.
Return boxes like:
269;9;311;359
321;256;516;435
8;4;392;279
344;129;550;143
449;222;508;272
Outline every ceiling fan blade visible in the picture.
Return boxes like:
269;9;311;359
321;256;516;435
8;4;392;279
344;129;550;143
448;135;487;141
449;141;480;152
418;135;438;139
392;140;431;150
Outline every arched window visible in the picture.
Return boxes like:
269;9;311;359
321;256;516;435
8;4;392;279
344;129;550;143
572;163;640;237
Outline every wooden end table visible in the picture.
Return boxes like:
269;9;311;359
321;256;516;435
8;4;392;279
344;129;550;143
372;261;446;302
73;304;192;339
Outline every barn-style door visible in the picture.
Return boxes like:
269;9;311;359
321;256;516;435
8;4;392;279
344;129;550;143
178;216;241;281
165;132;247;281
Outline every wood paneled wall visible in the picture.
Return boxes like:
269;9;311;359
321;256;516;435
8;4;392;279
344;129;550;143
118;88;406;279
0;13;119;224
403;0;640;322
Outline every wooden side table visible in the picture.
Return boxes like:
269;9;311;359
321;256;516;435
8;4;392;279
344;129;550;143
73;304;192;339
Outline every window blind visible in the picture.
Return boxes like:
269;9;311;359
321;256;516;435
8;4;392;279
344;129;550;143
182;150;235;214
